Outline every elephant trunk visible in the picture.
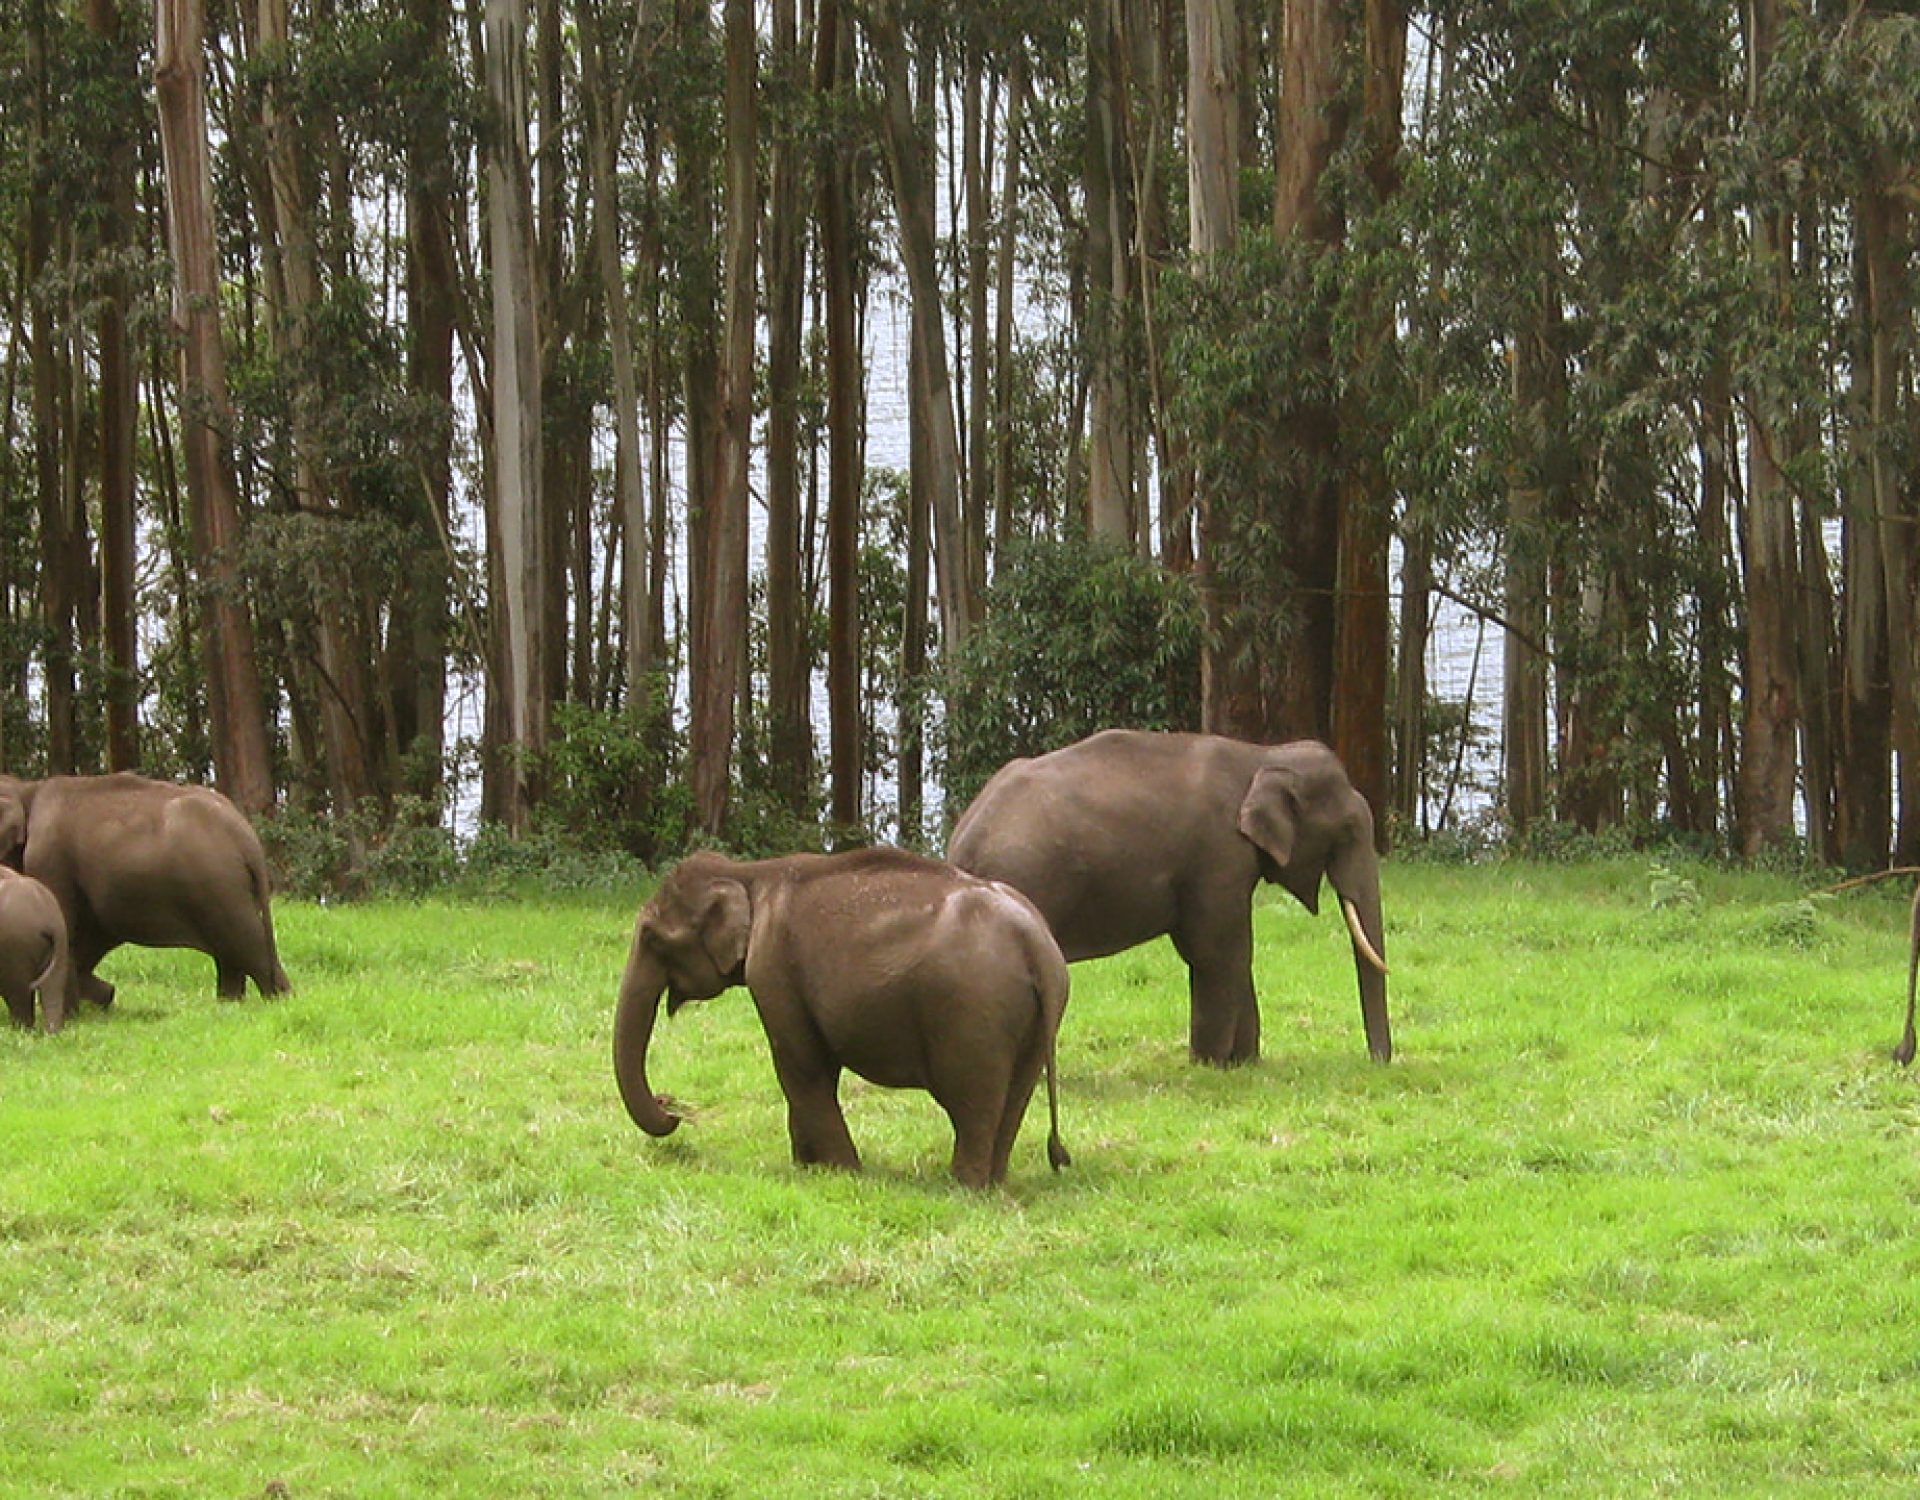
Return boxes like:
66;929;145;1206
1332;845;1391;1065
613;942;682;1136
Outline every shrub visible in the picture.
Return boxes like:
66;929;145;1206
939;533;1203;819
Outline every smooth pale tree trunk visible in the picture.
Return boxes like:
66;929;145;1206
155;0;275;814
869;0;974;652
817;0;861;832
27;0;75;774
1186;0;1249;734
991;53;1026;567
581;4;654;715
483;0;547;832
962;46;991;588
692;0;757;836
765;0;811;814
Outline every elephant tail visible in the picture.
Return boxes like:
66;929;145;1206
1037;943;1071;1173
30;925;64;994
245;840;293;996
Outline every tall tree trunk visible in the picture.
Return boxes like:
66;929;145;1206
155;0;276;814
991;52;1027;569
869;0;974;653
1505;271;1560;833
257;0;379;823
962;42;992;587
1187;0;1250;733
1328;0;1403;838
765;0;811;814
582;2;655;718
900;336;932;845
91;0;140;770
483;0;547;832
1267;0;1344;744
1695;360;1736;839
1863;184;1918;864
692;0;757;836
28;0;75;774
817;0;862;833
1086;0;1137;548
399;0;455;801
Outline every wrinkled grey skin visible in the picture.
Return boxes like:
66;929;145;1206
614;847;1071;1188
1893;881;1920;1067
0;773;290;1012
0;867;71;1033
949;730;1390;1067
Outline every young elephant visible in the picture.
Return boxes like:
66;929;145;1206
0;773;290;1012
614;848;1071;1188
0;867;71;1033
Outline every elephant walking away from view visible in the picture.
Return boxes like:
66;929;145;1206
949;730;1390;1067
613;848;1071;1188
1892;881;1920;1067
0;867;71;1033
0;773;290;1012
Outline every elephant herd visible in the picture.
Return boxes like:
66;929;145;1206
10;731;1916;1191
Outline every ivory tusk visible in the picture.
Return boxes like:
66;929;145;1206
1342;898;1390;975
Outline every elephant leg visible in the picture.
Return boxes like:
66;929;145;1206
931;1049;1018;1189
768;1049;860;1171
203;909;285;999
984;1027;1049;1186
4;985;30;1029
1173;912;1259;1066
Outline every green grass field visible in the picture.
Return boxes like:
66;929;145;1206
3;859;1917;1497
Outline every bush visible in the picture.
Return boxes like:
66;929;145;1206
939;533;1203;819
535;690;690;862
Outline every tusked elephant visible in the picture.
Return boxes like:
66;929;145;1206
0;773;290;1012
948;730;1390;1067
0;867;71;1033
613;847;1071;1188
1893;880;1920;1067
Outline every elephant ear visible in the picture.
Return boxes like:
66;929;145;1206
1238;764;1319;913
697;879;753;979
1237;764;1300;864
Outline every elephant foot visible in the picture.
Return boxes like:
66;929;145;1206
80;976;115;1010
1190;1042;1259;1069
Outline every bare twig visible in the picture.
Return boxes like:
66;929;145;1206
1812;867;1920;896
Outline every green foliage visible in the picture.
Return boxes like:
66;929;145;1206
535;693;691;864
940;533;1202;818
1647;861;1701;911
2;865;1917;1493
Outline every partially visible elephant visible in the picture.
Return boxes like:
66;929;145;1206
0;773;290;1011
1893;880;1920;1067
0;867;70;1033
949;730;1390;1067
614;847;1071;1188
